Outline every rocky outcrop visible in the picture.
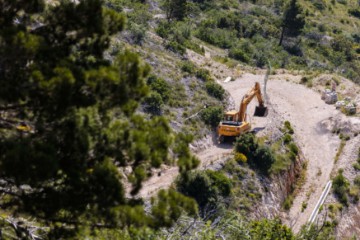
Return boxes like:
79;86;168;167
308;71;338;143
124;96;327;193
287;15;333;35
254;151;306;220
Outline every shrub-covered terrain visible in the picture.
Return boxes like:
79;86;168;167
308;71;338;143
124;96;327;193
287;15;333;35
1;0;358;238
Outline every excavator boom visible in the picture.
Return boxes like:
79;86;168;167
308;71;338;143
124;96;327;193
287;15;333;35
238;82;267;122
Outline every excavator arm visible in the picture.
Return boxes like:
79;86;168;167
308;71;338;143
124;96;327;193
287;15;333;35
238;82;267;122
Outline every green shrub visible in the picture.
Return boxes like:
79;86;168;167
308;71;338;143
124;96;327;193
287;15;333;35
181;61;196;74
176;171;216;208
200;106;223;127
301;202;308;212
235;152;247;164
236;135;276;175
288;143;299;155
128;23;146;45
176;170;231;209
166;41;186;55
196;68;213;81
283;194;294;210
283;134;292;144
250;218;294;239
353;163;360;171
253;146;275;175
332;170;350;206
155;21;172;38
354;176;360;186
288;151;297;162
313;0;326;10
229;48;250;63
205;170;232;197
196;25;237;49
205;82;225;100
284;121;294;134
144;92;163;115
300;76;308;84
235;133;258;161
349;9;360;18
147;76;171;103
184;41;205;55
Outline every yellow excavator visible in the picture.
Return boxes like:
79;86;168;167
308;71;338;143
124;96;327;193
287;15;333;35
0;118;32;132
217;82;268;143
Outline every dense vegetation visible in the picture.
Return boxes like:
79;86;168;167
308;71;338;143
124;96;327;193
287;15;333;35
0;0;199;238
148;0;360;83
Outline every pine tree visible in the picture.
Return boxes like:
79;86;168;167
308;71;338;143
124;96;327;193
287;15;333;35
162;0;188;21
0;0;198;237
279;0;305;46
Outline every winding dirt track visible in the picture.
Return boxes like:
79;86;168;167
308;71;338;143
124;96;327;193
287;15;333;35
138;50;342;232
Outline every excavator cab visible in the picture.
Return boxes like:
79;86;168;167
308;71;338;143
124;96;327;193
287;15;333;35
223;110;238;122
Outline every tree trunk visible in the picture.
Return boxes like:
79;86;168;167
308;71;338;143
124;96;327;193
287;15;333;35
279;26;285;46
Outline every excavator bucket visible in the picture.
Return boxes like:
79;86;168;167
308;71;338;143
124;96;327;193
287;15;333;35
254;106;268;117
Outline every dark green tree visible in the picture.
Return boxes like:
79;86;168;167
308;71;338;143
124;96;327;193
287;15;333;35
254;146;276;175
279;0;305;46
200;106;223;128
235;133;258;161
0;0;198;237
162;0;188;21
175;170;231;211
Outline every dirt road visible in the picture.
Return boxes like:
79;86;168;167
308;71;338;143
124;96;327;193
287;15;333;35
137;144;232;199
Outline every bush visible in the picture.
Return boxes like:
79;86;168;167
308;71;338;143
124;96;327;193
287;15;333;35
250;219;294;239
228;48;250;63
155;21;172;39
166;41;186;55
196;24;237;48
283;195;294;210
354;176;360;186
288;143;299;155
313;0;326;10
147;76;171;103
234;133;258;161
205;82;225;100
349;8;360;19
128;23;146;45
144;92;163;115
234;152;247;164
181;61;196;74
205;170;232;197
196;68;213;81
176;170;231;209
288;151;297;162
253;146;275;175
332;170;350;206
176;171;216;208
283;134;292;144
284;121;294;134
200;106;223;127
